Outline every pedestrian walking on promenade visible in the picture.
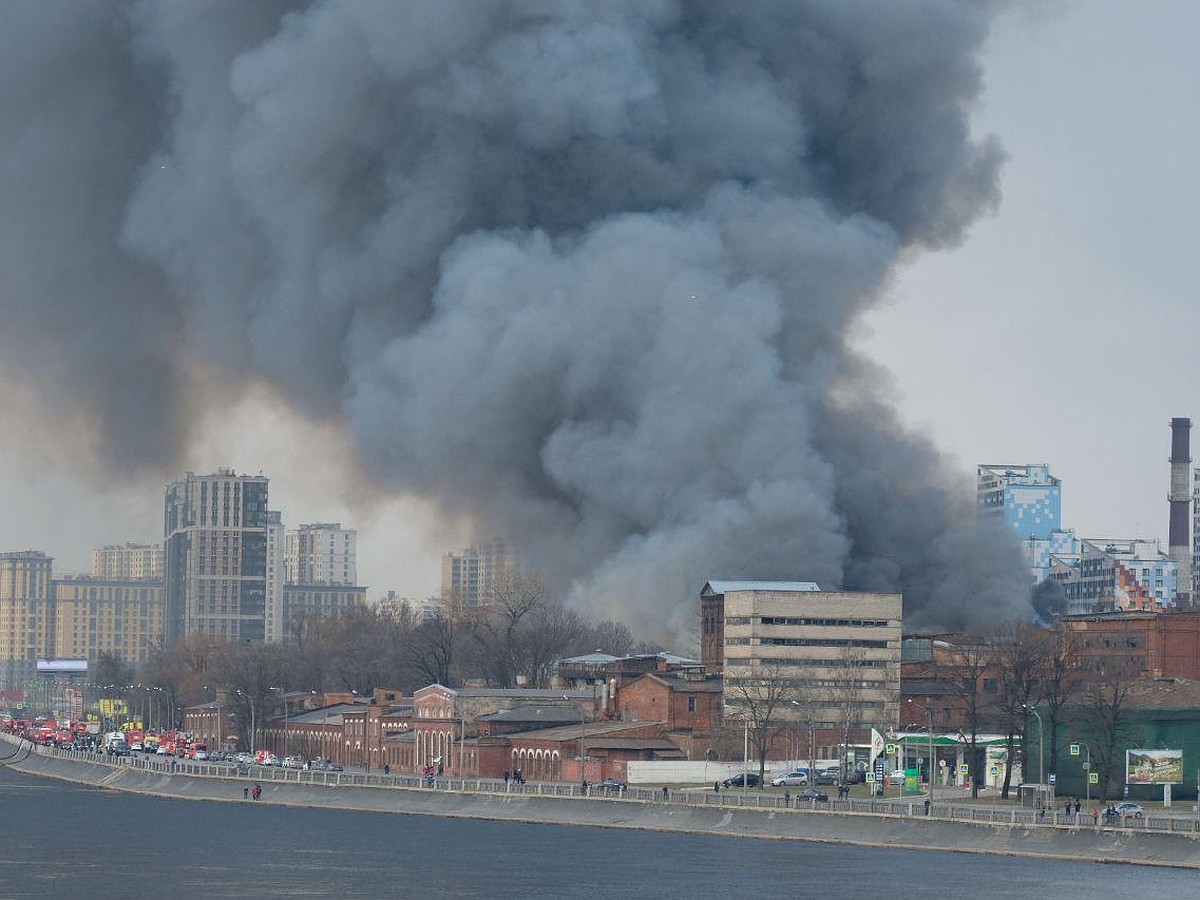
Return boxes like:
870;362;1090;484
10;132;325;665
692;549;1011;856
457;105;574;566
924;798;930;816
784;791;790;807
714;781;720;793
662;786;669;801
1074;799;1081;815
1093;808;1100;825
252;783;261;801
243;786;249;800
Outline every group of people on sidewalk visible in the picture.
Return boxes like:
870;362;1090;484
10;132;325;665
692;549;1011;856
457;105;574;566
242;783;262;801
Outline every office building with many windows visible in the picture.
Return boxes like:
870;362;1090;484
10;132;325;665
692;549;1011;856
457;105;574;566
977;464;1062;541
700;580;902;730
163;469;269;645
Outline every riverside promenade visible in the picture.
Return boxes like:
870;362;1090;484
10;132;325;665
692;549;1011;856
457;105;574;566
5;735;1200;870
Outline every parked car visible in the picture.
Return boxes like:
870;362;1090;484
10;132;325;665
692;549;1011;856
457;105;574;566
595;778;627;793
814;769;841;785
1110;802;1145;819
721;773;762;788
771;771;810;787
796;789;829;803
842;770;866;785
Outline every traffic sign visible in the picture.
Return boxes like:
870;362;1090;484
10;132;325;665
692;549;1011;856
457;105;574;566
1082;761;1090;770
958;763;969;775
1069;743;1080;757
989;766;999;776
1088;772;1099;785
885;743;897;755
1048;774;1056;786
866;773;876;783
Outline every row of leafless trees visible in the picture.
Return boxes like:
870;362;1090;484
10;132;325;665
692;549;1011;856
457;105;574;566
723;622;1143;800
939;622;1142;801
96;573;658;750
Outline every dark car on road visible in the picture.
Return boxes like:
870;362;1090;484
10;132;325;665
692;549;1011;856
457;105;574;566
842;770;866;784
795;789;829;803
595;778;627;793
722;773;762;788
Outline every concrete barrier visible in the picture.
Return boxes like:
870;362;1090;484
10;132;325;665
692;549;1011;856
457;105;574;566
6;739;1200;869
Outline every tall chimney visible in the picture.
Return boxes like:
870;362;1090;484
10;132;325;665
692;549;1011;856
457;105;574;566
1169;417;1192;603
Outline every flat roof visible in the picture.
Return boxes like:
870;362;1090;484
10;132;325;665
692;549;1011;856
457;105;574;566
703;580;821;595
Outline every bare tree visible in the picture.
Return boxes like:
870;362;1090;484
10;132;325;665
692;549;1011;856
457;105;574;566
828;646;868;773
1038;627;1085;779
461;571;549;687
944;635;992;799
1073;657;1142;803
989;621;1041;799
406;612;456;687
725;662;798;786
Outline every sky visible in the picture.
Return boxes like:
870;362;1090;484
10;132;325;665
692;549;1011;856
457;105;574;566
863;0;1200;545
0;1;1196;607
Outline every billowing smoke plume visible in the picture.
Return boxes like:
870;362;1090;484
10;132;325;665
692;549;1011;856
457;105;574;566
0;2;1031;640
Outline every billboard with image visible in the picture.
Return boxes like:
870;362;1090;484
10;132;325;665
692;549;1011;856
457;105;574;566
1126;749;1183;784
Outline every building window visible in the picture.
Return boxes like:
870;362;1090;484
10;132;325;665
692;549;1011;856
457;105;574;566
688;697;697;713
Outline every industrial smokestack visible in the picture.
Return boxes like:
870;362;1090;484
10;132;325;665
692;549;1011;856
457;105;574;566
1169;417;1193;603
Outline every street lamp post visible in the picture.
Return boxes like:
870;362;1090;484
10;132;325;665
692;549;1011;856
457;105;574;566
788;700;811;775
907;699;935;814
269;687;288;759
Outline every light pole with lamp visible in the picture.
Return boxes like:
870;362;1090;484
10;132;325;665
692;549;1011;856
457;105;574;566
1072;740;1092;807
906;699;935;814
789;700;813;776
268;687;288;759
236;691;257;755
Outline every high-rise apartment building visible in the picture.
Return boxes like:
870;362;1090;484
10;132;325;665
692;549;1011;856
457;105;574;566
91;543;164;581
52;577;164;666
0;551;55;690
163;469;269;645
285;522;357;586
265;510;286;643
440;538;517;608
700;580;902;729
977;464;1062;541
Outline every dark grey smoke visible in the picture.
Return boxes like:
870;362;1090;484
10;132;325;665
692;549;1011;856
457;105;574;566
0;1;1029;640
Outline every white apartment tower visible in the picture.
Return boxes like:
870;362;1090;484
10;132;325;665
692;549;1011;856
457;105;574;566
285;523;357;586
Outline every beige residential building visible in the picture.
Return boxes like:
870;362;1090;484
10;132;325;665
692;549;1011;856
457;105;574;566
700;580;902;730
440;538;518;608
91;543;164;581
286;522;357;586
0;551;55;691
52;577;164;666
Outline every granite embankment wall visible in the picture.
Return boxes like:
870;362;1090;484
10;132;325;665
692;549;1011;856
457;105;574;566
7;743;1200;869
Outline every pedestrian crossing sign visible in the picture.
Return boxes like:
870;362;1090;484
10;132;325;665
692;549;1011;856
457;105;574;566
1088;772;1099;784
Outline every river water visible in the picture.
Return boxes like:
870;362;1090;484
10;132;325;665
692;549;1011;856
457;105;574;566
0;766;1192;898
